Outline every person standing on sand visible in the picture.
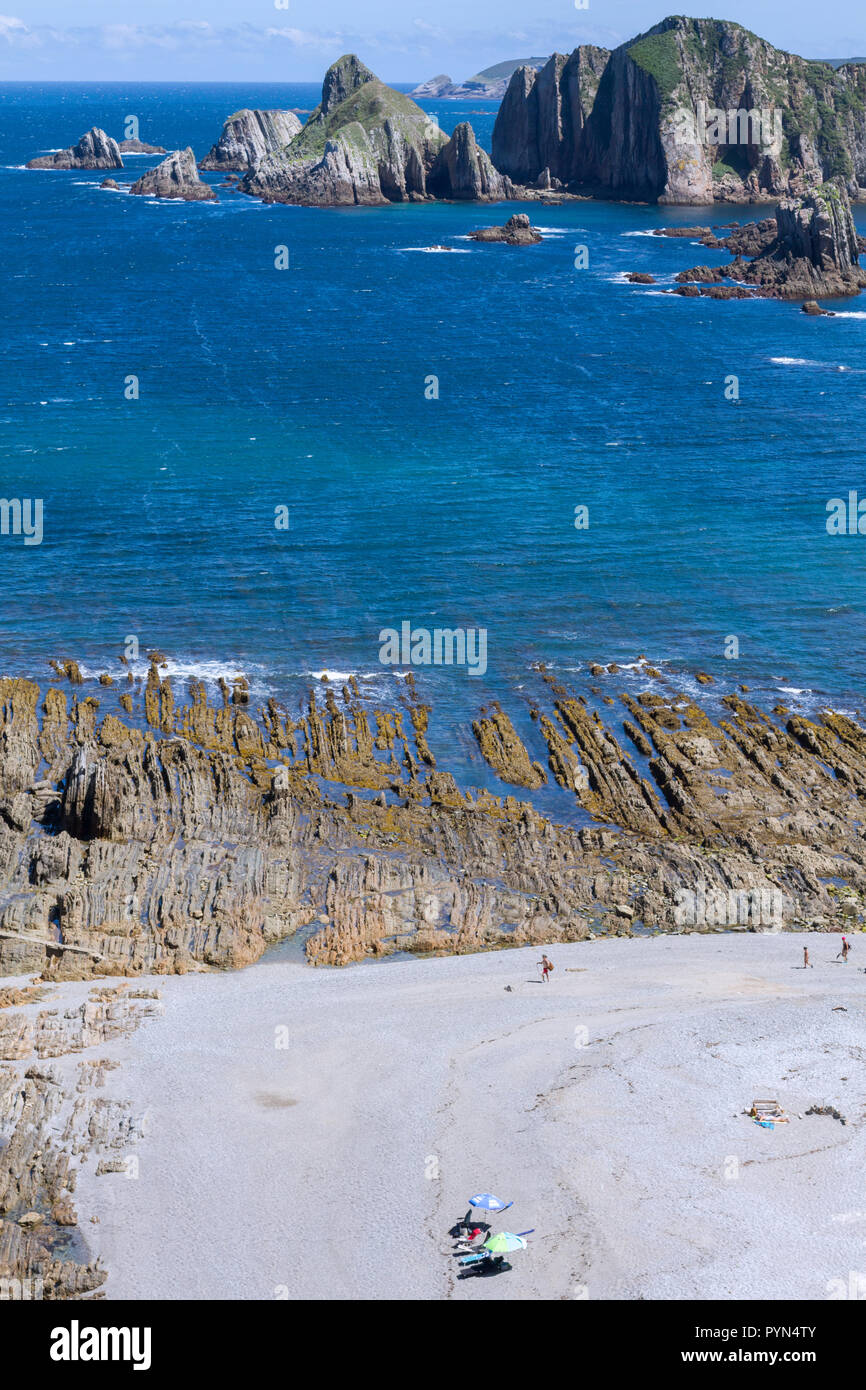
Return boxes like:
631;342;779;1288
538;954;553;983
836;936;850;963
804;946;813;969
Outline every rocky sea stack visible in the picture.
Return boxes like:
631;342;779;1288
673;182;866;298
27;127;123;171
428;122;505;200
240;54;504;205
736;182;866;296
199;109;304;171
128;148;217;202
470;212;543;244
492;15;866;204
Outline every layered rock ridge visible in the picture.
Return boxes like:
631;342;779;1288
199;109;304;171
3;654;866;978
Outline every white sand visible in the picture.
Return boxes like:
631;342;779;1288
8;932;866;1300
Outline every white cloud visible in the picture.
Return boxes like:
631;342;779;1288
413;20;450;42
0;13;37;45
100;25;179;52
265;28;345;48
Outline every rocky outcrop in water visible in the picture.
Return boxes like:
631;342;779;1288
411;58;549;101
128;148;217;202
199;110;303;171
410;74;455;99
240;55;503;206
731;183;866;296
118;139;166;155
469;212;542;244
492;16;866;204
673;183;866;298
27;128;123;171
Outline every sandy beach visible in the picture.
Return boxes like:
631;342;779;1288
3;931;864;1301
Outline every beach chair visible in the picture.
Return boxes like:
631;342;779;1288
751;1098;789;1126
453;1233;486;1254
752;1099;781;1118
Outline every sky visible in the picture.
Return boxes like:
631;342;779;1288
1;1;864;82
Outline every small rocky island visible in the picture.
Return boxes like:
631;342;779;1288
240;54;507;206
199;109;303;171
26;127;123;171
470;212;543;245
128;148;217;202
671;182;866;300
118;139;166;155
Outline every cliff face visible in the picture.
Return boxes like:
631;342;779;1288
492;47;609;185
240;54;502;205
199;110;303;170
27;128;123;171
492;15;866;204
128;148;217;202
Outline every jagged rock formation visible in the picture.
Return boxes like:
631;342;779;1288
240;55;504;206
118;139;166;155
27;128;123;171
492;16;866;204
128;148;217;202
730;183;866;296
469;212;543;244
199;109;303;171
429;123;505;199
672;183;866;298
2;650;866;978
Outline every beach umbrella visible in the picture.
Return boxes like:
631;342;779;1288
468;1193;513;1217
484;1231;528;1255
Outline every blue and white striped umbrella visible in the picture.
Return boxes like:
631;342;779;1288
468;1193;513;1215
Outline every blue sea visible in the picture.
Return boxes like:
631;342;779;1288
2;82;866;798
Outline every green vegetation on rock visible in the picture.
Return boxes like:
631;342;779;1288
627;31;682;100
285;75;442;166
